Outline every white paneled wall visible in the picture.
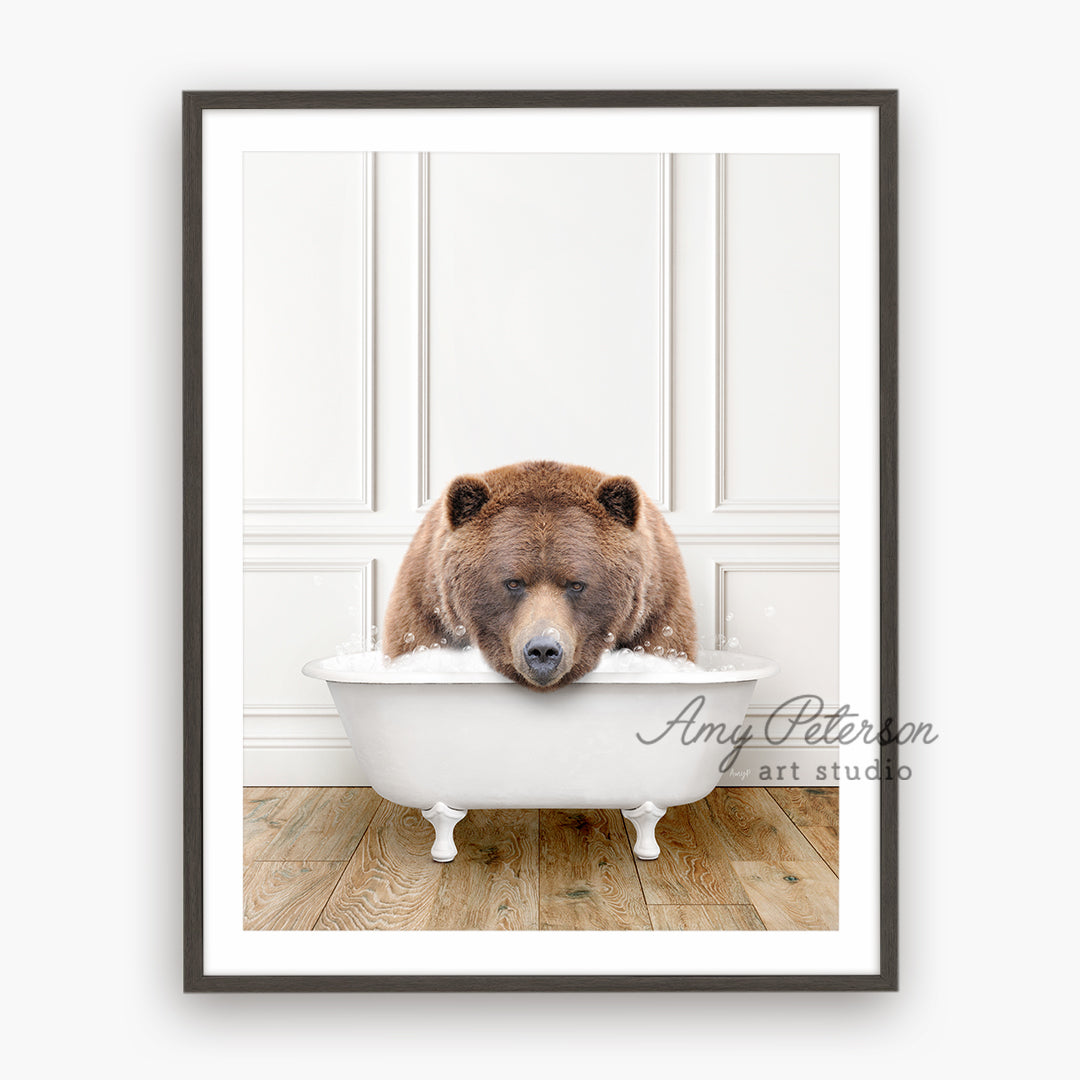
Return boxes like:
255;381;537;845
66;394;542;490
242;152;840;784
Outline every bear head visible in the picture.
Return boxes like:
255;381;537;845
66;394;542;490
436;462;647;691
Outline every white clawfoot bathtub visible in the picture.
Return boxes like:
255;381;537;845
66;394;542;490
302;650;778;862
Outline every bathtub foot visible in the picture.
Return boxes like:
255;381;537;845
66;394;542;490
622;801;666;860
421;802;468;862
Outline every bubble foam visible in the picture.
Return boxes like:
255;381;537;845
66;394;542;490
324;645;756;680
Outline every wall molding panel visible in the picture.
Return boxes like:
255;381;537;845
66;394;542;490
244;498;377;515
243;558;376;719
243;557;376;578
416;151;674;512
361;149;376;511
245;526;417;546
713;152;840;516
417;151;432;511
243;150;375;513
713;153;728;514
656;152;673;511
673;528;838;545
714;560;840;713
244;705;342;719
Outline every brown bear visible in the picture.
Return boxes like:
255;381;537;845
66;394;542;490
383;461;697;690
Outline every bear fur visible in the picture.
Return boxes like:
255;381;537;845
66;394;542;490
383;461;697;691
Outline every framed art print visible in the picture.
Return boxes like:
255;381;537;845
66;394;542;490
183;90;898;991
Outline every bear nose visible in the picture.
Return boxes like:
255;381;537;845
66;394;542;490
524;636;563;672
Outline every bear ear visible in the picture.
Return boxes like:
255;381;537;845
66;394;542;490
597;476;640;528
445;475;491;528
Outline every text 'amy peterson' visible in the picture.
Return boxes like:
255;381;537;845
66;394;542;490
635;693;937;773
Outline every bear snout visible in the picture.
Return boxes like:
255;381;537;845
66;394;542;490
511;613;576;688
523;635;564;683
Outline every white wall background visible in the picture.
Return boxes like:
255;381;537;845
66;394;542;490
242;149;841;783
4;0;1076;1074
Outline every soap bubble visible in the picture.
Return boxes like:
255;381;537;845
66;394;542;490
727;636;740;649
634;646;644;654
440;638;448;646
726;612;734;622
604;632;615;643
544;627;561;641
653;646;664;656
662;626;674;638
403;632;415;644
433;606;440;616
454;625;466;637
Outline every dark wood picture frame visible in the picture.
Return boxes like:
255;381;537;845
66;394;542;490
183;89;898;992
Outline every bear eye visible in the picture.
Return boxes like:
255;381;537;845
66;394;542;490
505;579;524;592
568;581;586;593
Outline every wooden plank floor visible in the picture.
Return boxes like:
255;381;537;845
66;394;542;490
243;786;838;931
